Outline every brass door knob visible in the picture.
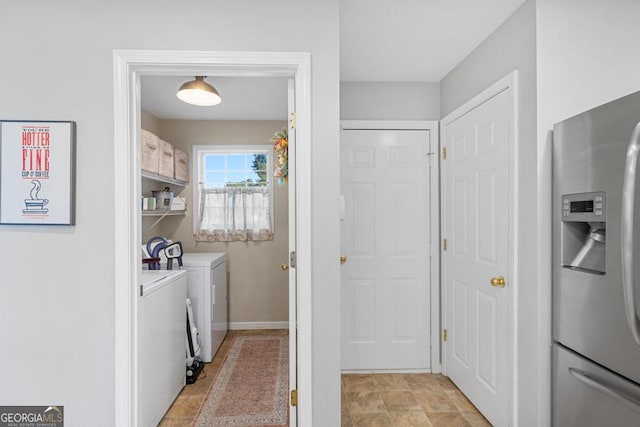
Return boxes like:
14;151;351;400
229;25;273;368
281;263;289;271
340;255;347;264
490;276;506;288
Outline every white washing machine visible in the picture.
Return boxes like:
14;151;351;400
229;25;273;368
182;253;227;362
139;270;187;427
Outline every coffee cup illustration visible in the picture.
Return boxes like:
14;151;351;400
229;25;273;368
22;180;49;214
24;198;49;209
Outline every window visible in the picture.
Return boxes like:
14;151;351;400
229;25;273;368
193;145;273;241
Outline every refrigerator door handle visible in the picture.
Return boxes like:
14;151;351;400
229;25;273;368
622;122;640;346
569;367;640;414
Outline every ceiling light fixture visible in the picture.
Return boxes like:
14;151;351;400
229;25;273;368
176;76;222;106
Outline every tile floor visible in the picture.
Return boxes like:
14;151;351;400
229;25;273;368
160;329;491;426
341;373;491;427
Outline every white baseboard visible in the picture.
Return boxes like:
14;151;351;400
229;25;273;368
228;321;289;330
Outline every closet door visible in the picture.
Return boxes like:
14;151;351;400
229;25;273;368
341;127;431;370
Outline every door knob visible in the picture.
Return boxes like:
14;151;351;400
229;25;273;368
281;263;289;271
490;276;506;288
340;255;347;265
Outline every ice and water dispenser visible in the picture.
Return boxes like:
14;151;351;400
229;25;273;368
561;191;606;274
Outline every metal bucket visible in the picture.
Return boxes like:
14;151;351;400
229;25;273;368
152;187;174;210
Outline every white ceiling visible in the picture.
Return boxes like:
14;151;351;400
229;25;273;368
141;76;289;121
340;0;527;82
142;0;526;120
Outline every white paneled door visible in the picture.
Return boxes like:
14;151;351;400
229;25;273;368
341;127;431;370
442;89;511;426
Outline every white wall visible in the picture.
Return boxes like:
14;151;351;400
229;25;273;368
537;1;640;126
440;1;539;425
0;1;340;425
341;81;440;120
536;1;640;425
141;109;161;135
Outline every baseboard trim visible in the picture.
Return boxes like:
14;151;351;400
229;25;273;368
228;321;289;330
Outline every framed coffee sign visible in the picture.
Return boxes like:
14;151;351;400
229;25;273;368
0;120;76;225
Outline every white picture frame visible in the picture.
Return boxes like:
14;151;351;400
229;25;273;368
0;120;76;225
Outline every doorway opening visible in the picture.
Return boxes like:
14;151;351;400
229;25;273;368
338;120;442;425
140;74;292;424
113;50;312;426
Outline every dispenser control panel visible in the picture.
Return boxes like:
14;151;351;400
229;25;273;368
562;191;606;222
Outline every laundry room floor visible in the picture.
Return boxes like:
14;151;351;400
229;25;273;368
159;329;288;426
160;329;490;426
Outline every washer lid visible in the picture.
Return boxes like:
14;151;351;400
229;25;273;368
140;270;186;294
182;252;226;268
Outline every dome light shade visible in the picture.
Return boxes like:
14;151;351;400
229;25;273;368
176;76;222;106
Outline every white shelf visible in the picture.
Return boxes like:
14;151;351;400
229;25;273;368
141;170;187;187
141;171;187;232
142;209;186;217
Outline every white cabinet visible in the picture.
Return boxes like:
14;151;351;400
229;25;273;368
182;253;227;362
138;270;187;427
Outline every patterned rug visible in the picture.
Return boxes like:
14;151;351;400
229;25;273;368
193;335;289;426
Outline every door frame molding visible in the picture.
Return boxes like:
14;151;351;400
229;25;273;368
113;50;313;426
340;120;441;373
440;70;519;424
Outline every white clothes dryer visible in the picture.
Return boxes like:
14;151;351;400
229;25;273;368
181;253;227;362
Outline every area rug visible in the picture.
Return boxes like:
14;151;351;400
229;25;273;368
193;335;289;427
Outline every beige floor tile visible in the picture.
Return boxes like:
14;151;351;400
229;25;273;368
431;374;458;391
351;412;393;427
378;391;422;412
342;409;354;427
342;392;352;424
388;411;434;427
158;417;196;427
445;389;479;412
183;375;214;397
402;374;442;391
372;374;410;391
162;394;203;419
207;359;224;374
413;389;458;413
461;411;492;426
348;391;387;415
426;412;472;427
342;392;350;409
343;374;378;392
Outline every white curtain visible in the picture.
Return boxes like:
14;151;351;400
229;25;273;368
196;187;273;242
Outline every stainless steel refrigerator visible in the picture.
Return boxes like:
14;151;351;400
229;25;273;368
553;90;640;425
